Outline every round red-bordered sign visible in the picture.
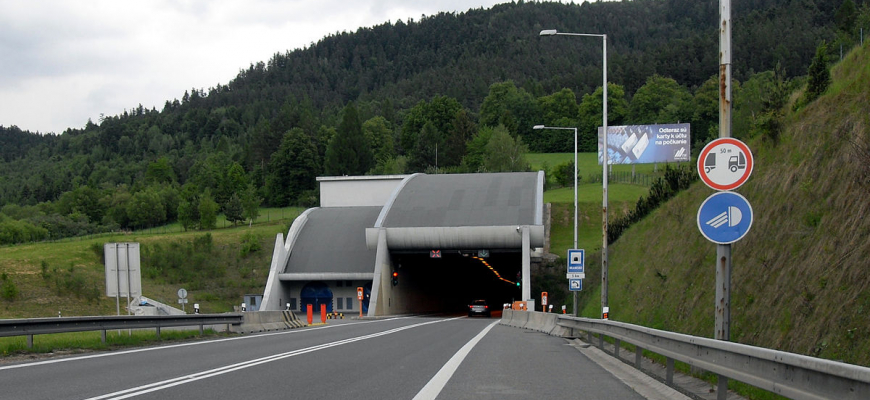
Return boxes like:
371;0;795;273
697;138;753;190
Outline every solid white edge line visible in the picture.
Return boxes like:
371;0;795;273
412;320;500;400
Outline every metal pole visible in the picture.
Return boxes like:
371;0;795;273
717;1;733;399
601;34;609;319
125;243;131;316
114;244;120;317
573;127;578;317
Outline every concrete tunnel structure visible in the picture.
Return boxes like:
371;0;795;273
260;172;546;316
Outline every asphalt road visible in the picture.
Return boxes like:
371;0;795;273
1;316;653;399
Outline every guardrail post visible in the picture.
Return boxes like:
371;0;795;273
27;334;33;348
156;326;161;340
614;338;620;358
101;330;107;344
199;324;204;336
717;377;727;400
635;346;643;369
666;357;674;385
599;334;604;350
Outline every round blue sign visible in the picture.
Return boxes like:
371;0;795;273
697;191;753;244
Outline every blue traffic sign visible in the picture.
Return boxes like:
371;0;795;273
697;191;753;244
569;279;582;291
567;249;584;273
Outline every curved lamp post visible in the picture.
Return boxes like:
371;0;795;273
540;29;609;319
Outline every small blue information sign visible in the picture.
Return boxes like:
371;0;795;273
567;249;584;274
569;279;582;291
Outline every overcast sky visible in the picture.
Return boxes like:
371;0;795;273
0;1;589;135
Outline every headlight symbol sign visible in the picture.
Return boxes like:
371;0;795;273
697;191;753;244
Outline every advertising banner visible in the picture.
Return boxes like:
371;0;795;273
597;123;691;165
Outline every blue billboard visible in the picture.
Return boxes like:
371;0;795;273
597;123;691;165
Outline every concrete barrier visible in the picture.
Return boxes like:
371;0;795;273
231;311;306;334
500;310;569;337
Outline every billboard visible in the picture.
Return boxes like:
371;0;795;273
597;123;691;165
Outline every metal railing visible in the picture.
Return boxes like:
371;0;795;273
560;315;870;400
0;314;243;348
502;310;870;400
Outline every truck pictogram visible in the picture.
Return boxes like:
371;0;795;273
729;152;746;172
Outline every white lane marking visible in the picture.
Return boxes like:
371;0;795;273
412;320;500;400
0;317;411;371
85;318;460;400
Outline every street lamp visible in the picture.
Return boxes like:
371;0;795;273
534;124;578;316
540;29;609;319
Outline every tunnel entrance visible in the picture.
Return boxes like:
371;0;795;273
390;250;524;314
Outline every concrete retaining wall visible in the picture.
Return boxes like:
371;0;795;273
231;311;306;334
500;309;569;337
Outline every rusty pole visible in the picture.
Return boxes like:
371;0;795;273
716;1;732;399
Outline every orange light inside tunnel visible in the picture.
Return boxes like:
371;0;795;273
472;257;515;286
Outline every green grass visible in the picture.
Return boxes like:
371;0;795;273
543;183;648;204
0;329;225;356
0;206;305;319
529;152;674;176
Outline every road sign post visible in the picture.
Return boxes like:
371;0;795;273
177;288;188;313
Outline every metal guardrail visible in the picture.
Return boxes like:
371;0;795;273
554;314;870;400
0;314;243;348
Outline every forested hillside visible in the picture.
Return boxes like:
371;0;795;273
0;0;866;245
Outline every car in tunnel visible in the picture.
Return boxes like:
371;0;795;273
468;299;491;317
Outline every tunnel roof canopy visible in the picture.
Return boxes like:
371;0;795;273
378;172;542;228
283;206;381;277
367;172;545;250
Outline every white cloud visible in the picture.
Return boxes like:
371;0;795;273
0;0;563;134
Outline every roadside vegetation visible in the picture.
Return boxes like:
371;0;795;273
0;329;225;358
0;207;302;320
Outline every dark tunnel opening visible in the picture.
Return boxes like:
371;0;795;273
391;250;524;314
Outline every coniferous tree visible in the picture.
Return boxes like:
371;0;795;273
804;42;831;104
224;193;244;226
324;103;372;176
266;128;319;206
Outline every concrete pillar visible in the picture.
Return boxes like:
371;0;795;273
369;229;390;316
522;226;531;301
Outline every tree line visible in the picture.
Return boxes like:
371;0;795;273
0;0;866;245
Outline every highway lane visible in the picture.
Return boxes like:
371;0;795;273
1;316;651;399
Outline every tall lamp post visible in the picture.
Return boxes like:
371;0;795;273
533;125;579;316
540;29;609;318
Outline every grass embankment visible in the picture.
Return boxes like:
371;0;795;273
571;44;870;374
537;46;870;399
0;207;304;319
